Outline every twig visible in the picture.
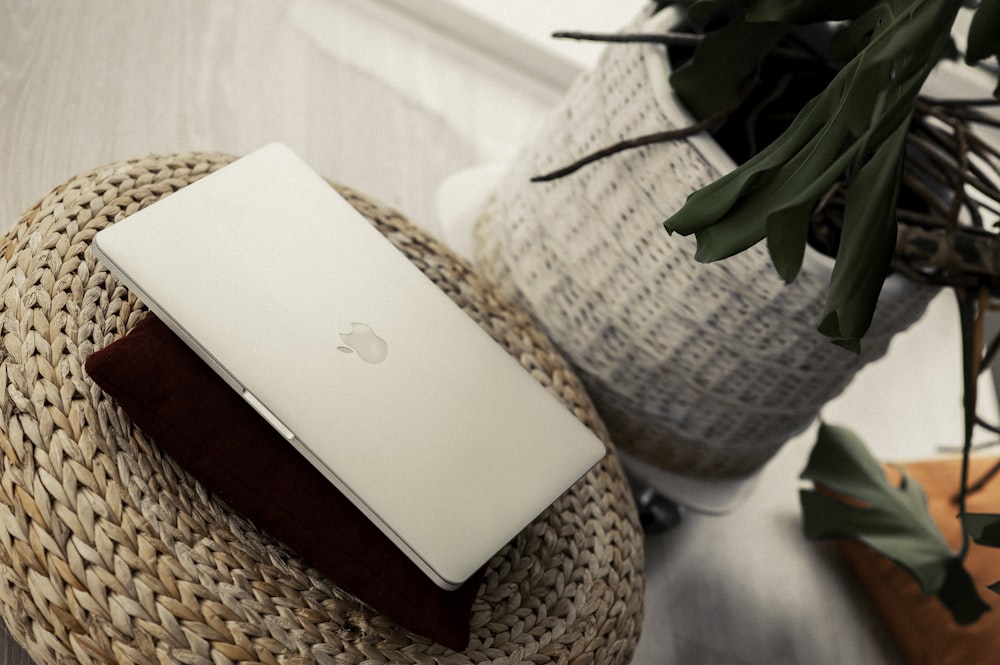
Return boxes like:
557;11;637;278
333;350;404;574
965;458;1000;497
531;78;756;182
948;123;969;235
919;96;1000;108
954;286;989;561
966;131;1000;163
917;97;1000;130
552;29;820;63
976;415;1000;435
551;30;703;48
905;129;1000;208
982;328;1000;371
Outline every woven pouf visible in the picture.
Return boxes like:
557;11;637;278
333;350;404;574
0;153;644;664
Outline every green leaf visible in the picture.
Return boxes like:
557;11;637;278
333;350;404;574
671;58;883;263
765;201;811;282
800;424;952;595
689;123;859;264
828;3;895;61
819;110;909;346
670;19;786;123
746;0;877;24
964;512;1000;548
800;423;989;624
685;0;754;25
666;86;849;244
939;558;995;625
966;0;1000;66
663;0;963;347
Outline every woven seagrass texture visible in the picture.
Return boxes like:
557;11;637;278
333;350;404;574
0;153;643;664
474;7;938;477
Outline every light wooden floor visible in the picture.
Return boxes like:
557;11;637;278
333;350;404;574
1;2;997;664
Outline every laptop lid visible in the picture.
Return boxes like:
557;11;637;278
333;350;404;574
90;143;605;589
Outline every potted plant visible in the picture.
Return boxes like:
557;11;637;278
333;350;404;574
476;0;997;478
472;0;1000;622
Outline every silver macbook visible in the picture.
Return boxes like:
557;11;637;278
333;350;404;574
90;143;605;590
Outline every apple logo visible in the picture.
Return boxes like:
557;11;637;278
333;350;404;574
336;322;389;364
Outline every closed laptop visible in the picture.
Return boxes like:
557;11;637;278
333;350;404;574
90;143;605;589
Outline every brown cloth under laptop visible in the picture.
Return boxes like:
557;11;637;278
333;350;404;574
85;312;483;650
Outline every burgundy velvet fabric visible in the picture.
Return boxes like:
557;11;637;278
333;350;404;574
84;312;481;650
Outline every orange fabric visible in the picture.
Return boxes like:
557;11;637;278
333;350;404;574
838;456;1000;665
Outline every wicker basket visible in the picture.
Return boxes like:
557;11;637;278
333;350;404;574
474;6;939;478
0;153;644;664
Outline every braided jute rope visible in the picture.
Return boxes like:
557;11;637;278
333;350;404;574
0;153;643;664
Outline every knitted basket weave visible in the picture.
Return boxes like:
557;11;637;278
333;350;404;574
474;7;938;478
0;153;643;664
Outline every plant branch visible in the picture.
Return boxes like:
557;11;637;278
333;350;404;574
907;126;1000;207
531;78;756;183
552;29;817;62
976;416;1000;435
982;327;1000;370
919;96;1000;108
551;30;704;48
965;459;1000;496
955;286;990;561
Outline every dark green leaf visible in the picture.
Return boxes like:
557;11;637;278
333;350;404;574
673;57;882;264
690;125;859;264
819;110;909;346
765;202;811;282
939;558;993;625
711;131;856;262
964;512;1000;548
685;0;753;25
966;0;1000;65
666;85;846;243
670;19;786;122
818;287;872;354
800;424;953;595
800;423;989;624
746;0;877;24
663;0;962;346
828;3;894;61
